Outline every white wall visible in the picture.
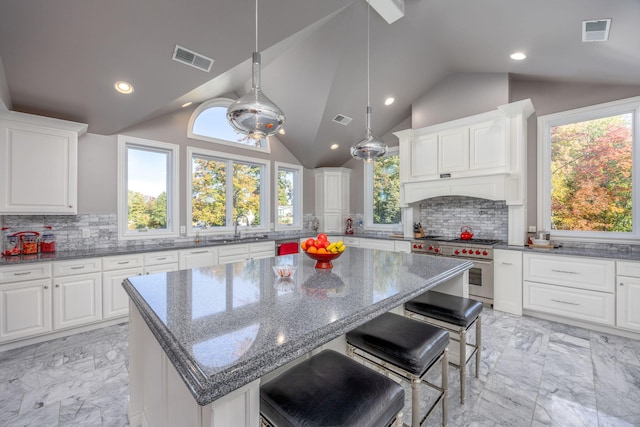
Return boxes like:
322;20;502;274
411;73;509;129
0;57;11;111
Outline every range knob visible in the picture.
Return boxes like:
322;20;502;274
413;244;418;249
434;248;440;253
454;250;460;255
428;246;433;251
475;250;481;255
462;249;467;254
482;250;488;256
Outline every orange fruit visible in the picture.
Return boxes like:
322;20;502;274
307;246;318;254
301;241;307;250
317;248;327;254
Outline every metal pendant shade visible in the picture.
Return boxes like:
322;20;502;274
351;0;387;161
227;0;285;139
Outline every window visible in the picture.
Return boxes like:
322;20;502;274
187;98;271;153
364;147;401;230
187;147;270;235
117;135;179;240
538;96;640;241
274;162;303;230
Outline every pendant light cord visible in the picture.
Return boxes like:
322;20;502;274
255;0;259;52
367;0;371;108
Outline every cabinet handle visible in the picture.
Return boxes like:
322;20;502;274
551;299;580;306
190;250;208;254
117;261;130;265
619;282;624;286
44;285;49;289
68;205;73;208
70;266;85;270
156;257;167;261
14;271;32;276
55;284;60;288
501;262;513;265
551;269;579;275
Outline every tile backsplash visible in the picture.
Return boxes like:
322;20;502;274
418;196;508;241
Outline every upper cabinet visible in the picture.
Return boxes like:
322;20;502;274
0;111;88;214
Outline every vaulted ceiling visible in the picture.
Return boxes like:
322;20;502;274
1;0;639;168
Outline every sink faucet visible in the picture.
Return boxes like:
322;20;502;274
234;214;250;238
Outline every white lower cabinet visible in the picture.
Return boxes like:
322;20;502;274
616;261;640;332
0;278;52;342
494;249;522;315
143;251;179;274
53;272;102;329
523;253;615;326
179;248;218;269
102;254;144;319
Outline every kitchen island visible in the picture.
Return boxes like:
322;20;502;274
122;247;472;427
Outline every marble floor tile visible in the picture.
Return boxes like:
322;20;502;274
0;310;639;427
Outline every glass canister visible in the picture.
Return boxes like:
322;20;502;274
2;228;21;256
40;233;56;253
22;234;39;255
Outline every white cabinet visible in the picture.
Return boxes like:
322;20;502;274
523;253;615;326
144;251;179;274
0;278;52;342
616;261;640;332
0;112;87;214
178;247;218;269
250;241;276;260
438;127;469;174
394;241;411;253
314;168;351;233
218;241;275;264
493;249;522;315
52;258;102;330
359;238;394;251
102;254;144;319
398;116;506;183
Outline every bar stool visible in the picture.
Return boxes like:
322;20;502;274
260;349;405;427
346;312;449;427
405;291;482;404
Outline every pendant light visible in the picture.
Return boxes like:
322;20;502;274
350;0;387;162
227;0;285;140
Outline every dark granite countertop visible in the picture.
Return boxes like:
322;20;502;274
0;231;414;266
122;247;472;406
497;243;640;261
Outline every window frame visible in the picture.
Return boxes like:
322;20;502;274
537;96;640;242
186;146;271;236
274;161;303;231
117;135;180;240
187;98;272;154
364;147;401;231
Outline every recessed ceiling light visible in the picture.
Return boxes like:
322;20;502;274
330;144;339;150
114;81;134;94
510;52;526;61
278;128;286;135
181;101;193;108
384;97;395;106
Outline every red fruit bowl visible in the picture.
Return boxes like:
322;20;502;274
303;250;343;269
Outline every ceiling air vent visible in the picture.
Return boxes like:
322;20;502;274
332;114;353;125
172;45;213;72
582;19;611;42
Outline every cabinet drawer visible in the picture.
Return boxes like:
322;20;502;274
342;237;360;247
53;258;102;276
144;251;179;266
616;260;640;278
223;244;249;257
250;241;275;254
360;238;394;251
523;254;614;293
523;281;615;326
0;263;52;284
102;254;144;271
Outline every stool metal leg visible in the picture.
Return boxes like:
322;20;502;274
411;377;420;427
442;348;448;427
459;327;466;404
475;314;481;378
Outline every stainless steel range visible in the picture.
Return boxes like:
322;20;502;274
411;237;500;306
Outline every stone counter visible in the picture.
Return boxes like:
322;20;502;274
122;247;471;425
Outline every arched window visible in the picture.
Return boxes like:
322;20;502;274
187;98;270;153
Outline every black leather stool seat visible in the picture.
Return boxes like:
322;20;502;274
405;291;483;328
346;312;449;376
260;349;404;427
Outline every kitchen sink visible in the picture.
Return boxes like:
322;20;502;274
209;235;270;244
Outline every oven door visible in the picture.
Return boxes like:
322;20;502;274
467;259;493;305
